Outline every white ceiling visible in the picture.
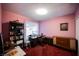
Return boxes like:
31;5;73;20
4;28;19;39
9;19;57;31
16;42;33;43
2;3;78;21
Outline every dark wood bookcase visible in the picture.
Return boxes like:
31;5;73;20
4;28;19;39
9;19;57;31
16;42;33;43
2;21;24;52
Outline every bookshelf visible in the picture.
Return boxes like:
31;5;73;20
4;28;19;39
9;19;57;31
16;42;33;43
2;21;24;52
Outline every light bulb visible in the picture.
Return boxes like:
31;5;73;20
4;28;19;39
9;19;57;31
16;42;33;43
35;8;48;15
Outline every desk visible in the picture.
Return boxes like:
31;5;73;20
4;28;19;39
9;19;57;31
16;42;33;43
29;36;53;47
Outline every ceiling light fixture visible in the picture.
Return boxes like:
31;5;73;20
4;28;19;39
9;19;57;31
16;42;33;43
35;8;48;15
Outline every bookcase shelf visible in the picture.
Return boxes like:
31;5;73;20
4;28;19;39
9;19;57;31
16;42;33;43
2;21;24;52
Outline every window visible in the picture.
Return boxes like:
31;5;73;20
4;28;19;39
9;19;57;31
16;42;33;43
24;22;39;41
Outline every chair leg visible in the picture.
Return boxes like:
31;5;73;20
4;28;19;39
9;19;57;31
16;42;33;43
28;43;31;48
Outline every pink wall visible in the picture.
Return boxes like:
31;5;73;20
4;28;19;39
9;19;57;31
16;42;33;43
0;4;1;33
2;9;76;38
2;10;32;23
76;7;79;16
40;14;76;38
75;6;79;55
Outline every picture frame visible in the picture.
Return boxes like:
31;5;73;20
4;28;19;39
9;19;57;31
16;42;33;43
60;23;68;31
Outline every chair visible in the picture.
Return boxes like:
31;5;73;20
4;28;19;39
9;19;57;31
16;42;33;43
25;41;31;48
0;33;5;56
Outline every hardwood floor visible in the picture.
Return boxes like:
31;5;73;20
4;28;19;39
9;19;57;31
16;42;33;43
24;44;77;56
